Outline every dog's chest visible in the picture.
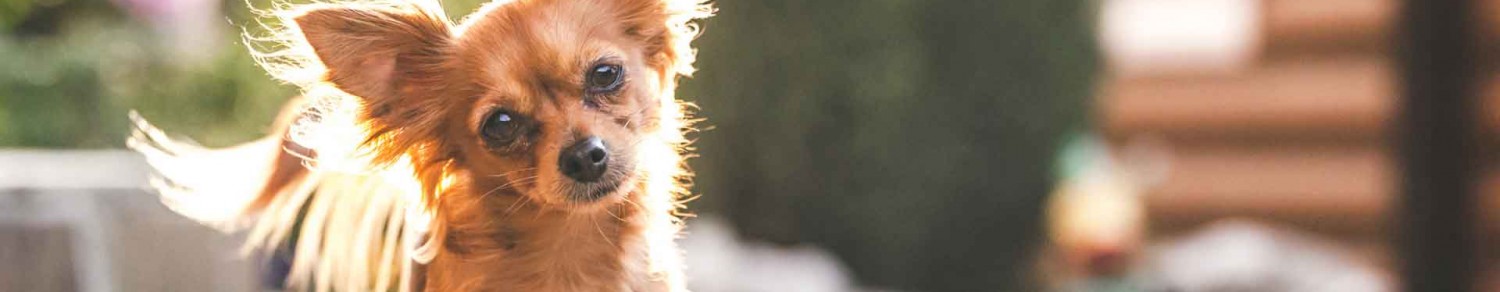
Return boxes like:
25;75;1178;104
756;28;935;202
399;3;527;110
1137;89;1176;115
427;207;655;291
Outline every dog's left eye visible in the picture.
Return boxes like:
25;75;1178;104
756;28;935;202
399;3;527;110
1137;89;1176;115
585;63;624;94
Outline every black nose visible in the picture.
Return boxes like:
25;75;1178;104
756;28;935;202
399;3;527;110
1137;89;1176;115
559;136;609;182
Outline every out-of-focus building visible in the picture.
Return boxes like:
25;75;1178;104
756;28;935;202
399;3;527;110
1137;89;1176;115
1082;0;1500;290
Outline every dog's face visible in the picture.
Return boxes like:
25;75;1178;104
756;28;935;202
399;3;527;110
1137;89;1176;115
291;0;698;210
453;0;666;207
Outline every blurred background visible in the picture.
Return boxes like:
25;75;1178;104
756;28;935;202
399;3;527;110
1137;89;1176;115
0;0;1497;291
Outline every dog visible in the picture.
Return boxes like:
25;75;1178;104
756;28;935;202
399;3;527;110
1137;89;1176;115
128;0;712;290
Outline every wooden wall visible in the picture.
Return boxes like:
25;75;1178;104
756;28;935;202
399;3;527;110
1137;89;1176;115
1096;0;1499;282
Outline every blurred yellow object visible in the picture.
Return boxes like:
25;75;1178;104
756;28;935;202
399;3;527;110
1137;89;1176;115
1048;175;1144;276
1046;136;1150;277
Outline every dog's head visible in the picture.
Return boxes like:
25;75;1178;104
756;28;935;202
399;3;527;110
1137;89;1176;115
288;0;710;210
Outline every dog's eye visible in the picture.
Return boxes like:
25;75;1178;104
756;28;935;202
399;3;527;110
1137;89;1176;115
585;63;624;94
481;109;526;146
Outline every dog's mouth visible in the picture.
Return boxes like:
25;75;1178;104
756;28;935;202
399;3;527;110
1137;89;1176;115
570;177;623;202
555;168;632;203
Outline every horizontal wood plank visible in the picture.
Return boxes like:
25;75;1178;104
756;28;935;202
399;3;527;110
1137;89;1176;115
1100;58;1394;141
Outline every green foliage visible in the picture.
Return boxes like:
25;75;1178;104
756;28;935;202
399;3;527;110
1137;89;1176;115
0;0;292;148
0;0;489;148
0;0;33;29
679;0;1096;290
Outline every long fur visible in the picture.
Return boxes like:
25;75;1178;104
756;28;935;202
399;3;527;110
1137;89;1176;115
128;0;712;290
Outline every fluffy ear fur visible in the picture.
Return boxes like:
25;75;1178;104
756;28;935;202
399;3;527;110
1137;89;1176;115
615;0;714;78
292;4;460;206
294;3;458;170
293;5;451;103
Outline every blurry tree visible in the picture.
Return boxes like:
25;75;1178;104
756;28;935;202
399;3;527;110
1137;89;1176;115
0;0;293;148
0;0;489;148
680;0;1096;290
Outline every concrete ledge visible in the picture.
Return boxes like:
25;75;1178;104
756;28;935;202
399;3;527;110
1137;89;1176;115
0;150;149;190
0;150;256;292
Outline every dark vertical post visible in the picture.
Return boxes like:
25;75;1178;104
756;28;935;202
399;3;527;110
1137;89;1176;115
1397;0;1479;291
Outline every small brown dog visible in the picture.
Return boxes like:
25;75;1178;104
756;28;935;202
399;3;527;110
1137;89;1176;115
129;0;712;290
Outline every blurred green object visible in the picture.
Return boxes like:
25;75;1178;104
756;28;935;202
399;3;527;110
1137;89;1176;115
681;0;1095;290
0;0;292;148
0;0;494;148
0;0;33;29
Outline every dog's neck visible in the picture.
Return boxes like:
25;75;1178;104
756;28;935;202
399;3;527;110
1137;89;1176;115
423;182;658;291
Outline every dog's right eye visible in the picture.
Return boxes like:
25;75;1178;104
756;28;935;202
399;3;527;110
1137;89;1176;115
481;109;527;147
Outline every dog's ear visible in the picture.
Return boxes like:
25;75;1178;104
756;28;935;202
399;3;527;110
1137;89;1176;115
293;5;451;104
615;0;713;77
292;4;457;180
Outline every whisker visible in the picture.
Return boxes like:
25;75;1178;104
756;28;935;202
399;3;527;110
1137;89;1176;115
622;107;649;129
604;207;626;222
534;183;563;220
480;175;538;201
486;167;538;178
592;215;616;247
502;189;537;216
618;189;647;214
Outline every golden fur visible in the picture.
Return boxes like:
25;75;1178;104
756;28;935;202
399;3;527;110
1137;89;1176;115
128;0;712;290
